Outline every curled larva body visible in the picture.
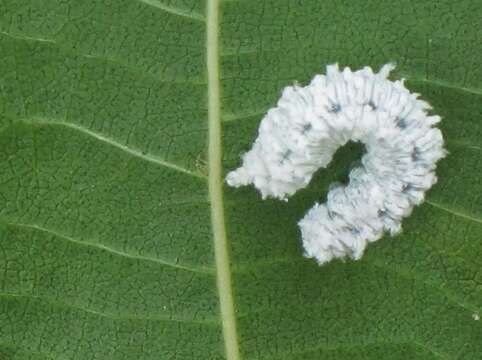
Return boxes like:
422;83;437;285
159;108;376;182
226;64;446;265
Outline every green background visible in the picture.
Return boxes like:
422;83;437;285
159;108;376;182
0;0;481;359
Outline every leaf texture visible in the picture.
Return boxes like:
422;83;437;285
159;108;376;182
0;0;481;359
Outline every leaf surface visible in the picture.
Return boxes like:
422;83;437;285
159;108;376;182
0;0;481;359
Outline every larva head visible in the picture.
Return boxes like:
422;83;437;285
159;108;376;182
226;84;325;200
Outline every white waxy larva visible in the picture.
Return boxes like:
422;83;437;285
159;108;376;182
226;64;446;265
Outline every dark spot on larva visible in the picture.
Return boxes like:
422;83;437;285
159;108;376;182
367;101;377;110
344;226;360;235
402;184;413;193
379;208;397;222
302;123;313;134
395;117;407;129
378;208;395;220
327;210;341;220
412;147;421;161
404;183;421;193
281;149;292;162
328;103;341;114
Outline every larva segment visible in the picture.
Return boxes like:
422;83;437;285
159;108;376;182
226;64;446;265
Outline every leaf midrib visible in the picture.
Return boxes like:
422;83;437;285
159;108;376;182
206;1;242;359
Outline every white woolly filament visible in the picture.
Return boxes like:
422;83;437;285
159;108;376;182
226;64;446;265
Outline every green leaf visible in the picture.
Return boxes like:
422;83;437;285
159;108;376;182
0;0;480;359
